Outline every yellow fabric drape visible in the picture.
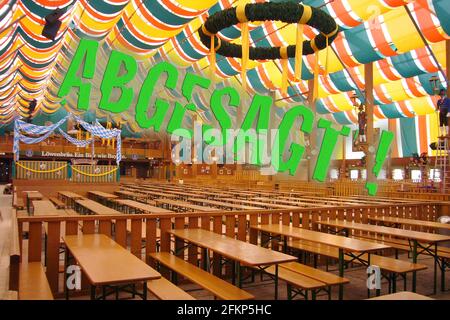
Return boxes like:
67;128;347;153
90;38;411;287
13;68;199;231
201;24;221;82
295;5;312;81
72;166;118;177
106;122;111;147
322;25;339;74
313;47;320;102
85;131;90;149
280;46;289;94
16;162;67;173
236;2;249;92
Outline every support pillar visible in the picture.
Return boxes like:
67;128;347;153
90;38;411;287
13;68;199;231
447;39;450;97
364;62;375;184
307;79;317;181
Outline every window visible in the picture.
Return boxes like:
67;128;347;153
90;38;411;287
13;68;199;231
429;169;441;182
410;169;421;182
377;169;387;180
392;168;404;181
329;168;339;180
361;169;367;180
350;169;359;180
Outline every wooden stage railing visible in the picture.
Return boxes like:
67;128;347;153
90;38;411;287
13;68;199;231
13;201;445;297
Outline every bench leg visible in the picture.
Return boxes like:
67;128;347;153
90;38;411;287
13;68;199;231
404;274;407;291
433;243;437;294
102;286;106;300
441;262;446;292
338;248;344;300
274;265;279;300
392;273;397;293
287;284;292;300
411;240;418;292
90;285;96;300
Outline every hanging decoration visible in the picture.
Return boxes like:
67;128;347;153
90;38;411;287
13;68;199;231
13;114;122;163
15;161;68;173
71;166;119;177
198;2;339;92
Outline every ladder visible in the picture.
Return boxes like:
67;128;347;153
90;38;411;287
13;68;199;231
432;136;450;193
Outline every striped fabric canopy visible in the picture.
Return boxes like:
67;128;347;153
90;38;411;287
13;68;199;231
0;0;449;157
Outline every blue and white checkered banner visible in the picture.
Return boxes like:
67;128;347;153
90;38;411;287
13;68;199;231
13;114;122;163
75;116;121;139
15;116;69;135
58;128;93;147
13;122;55;161
74;116;121;162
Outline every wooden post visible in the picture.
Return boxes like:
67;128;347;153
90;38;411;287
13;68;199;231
447;40;450;97
365;62;375;184
341;135;346;178
307;79;317;181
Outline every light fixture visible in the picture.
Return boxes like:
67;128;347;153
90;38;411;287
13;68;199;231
350;91;358;106
429;75;440;95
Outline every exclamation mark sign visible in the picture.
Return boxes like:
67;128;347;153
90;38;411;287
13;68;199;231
365;130;394;196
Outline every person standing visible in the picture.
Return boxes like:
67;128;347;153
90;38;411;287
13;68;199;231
357;103;367;143
436;89;450;136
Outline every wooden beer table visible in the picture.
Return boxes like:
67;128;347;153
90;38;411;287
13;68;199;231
58;191;84;208
169;228;297;299
63;234;160;299
250;224;389;300
316;219;450;293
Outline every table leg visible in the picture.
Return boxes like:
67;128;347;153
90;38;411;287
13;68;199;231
434;242;437;295
412;240;418;292
338;248;344;300
236;262;241;289
231;259;235;285
143;281;147;300
369;254;380;297
64;249;69;300
274;264;279;300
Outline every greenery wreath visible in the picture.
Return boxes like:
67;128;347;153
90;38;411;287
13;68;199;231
198;2;339;60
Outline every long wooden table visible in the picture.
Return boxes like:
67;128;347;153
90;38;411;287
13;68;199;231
114;199;172;214
25;191;44;213
220;197;297;210
251;224;389;300
88;191;118;204
32;200;59;216
188;198;263;211
122;188;177;200
317;219;450;293
75;199;122;216
368;215;450;231
155;199;219;212
169;228;297;299
58;191;84;208
251;197;328;208
63;234;160;299
114;190;147;202
367;291;434;300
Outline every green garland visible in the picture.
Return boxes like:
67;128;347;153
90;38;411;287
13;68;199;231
198;2;339;60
